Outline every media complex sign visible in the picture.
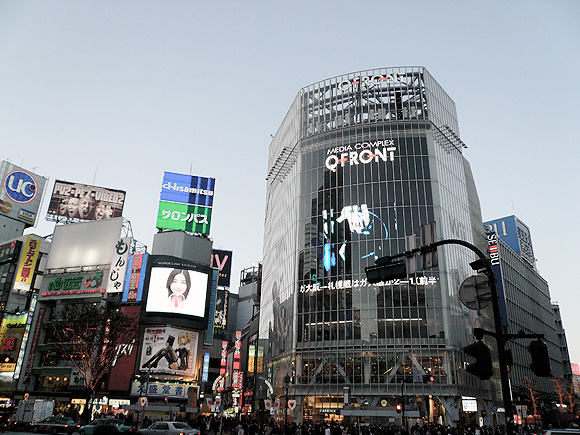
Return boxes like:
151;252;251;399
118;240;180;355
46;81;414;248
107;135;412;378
325;139;397;172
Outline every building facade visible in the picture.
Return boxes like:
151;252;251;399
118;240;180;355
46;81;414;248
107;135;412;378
259;67;499;425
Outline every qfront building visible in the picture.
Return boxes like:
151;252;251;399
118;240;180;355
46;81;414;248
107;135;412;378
259;67;499;426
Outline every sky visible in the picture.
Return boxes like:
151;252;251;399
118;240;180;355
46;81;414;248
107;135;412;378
1;1;579;362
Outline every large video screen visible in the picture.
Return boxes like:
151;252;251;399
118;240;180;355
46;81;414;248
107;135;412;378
143;256;211;323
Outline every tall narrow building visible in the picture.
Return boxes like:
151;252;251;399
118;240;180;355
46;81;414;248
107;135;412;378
260;67;499;426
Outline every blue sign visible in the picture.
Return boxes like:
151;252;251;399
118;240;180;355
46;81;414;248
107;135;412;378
202;353;210;382
484;215;535;266
4;170;37;203
160;172;215;207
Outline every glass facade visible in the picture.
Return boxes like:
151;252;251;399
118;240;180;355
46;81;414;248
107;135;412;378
260;67;497;424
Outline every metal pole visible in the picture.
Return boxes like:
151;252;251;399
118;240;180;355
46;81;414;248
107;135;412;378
377;239;514;435
401;378;405;430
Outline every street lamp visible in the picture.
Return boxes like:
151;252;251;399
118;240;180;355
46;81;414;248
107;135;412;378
283;374;291;432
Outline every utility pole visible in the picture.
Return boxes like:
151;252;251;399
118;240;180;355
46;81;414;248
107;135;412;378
368;238;515;435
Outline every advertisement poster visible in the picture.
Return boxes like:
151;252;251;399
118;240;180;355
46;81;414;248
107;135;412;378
46;180;125;222
140;326;198;376
160;173;215;208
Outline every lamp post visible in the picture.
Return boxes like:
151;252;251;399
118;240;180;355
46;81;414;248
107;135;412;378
283;374;291;433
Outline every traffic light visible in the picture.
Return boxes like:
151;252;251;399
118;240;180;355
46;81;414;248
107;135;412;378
422;374;435;383
481;410;487;418
528;339;551;377
365;261;407;284
396;403;402;413
463;341;493;380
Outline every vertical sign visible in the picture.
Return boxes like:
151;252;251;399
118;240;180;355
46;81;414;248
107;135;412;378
25;307;45;377
248;345;256;373
256;346;264;373
487;231;509;328
202;352;210;382
204;269;219;346
14;237;41;291
107;238;131;293
219;341;227;391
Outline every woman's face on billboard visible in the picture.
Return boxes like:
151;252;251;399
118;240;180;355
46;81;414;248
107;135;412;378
170;273;188;296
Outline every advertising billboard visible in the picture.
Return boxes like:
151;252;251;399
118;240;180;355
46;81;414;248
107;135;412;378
46;180;125;222
46;218;123;270
106;237;132;294
156;201;212;234
122;253;149;303
0;161;47;227
156;172;215;235
140;326;199;377
483;215;535;267
210;249;233;288
142;256;212;329
160;172;215;207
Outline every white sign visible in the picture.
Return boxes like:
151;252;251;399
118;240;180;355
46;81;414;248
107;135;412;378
107;237;131;293
325;141;396;172
462;397;477;412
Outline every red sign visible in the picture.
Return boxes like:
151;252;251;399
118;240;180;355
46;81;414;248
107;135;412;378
107;306;140;391
25;308;45;377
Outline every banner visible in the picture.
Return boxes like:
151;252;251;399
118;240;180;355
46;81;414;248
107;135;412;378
46;180;125;222
140;326;198;376
14;237;41;291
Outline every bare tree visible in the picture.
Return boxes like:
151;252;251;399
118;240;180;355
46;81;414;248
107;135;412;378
524;376;540;416
50;301;138;419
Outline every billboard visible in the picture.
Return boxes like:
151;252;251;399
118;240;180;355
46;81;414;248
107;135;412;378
143;255;212;322
46;218;123;269
483;215;535;267
156;201;212;234
106;237;132;293
213;289;229;330
140;326;199;377
46;180;125;222
160;172;215;207
122;253;149;303
156;172;215;235
0;161;47;227
210;249;233;288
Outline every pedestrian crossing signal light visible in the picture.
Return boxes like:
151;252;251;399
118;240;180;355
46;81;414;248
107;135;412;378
423;374;435;383
396;403;402;413
463;341;493;380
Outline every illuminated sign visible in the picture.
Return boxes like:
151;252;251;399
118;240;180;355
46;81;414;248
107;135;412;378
122;253;148;303
210;250;233;288
325;140;396;172
299;276;438;294
46;180;125;222
161;173;215;207
14;237;41;291
140;326;199;377
47;272;104;291
338;73;404;92
0;314;27;373
156;201;212;234
202;353;210;382
130;380;190;399
248;345;255;373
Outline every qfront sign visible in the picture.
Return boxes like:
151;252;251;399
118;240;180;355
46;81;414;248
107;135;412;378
338;73;404;92
325;140;396;172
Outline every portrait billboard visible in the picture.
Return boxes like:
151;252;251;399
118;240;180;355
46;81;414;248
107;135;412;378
0;161;47;227
160;172;215;208
156;201;212;234
46;180;125;222
210;249;233;288
143;255;211;322
140;326;199;377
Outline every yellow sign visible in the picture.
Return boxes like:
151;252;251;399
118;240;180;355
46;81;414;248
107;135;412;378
14;237;41;291
0;363;16;372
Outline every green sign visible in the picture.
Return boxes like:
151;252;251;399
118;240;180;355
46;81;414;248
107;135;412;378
156;201;212;234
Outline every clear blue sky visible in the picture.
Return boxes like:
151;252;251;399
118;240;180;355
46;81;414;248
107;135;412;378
1;1;579;362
